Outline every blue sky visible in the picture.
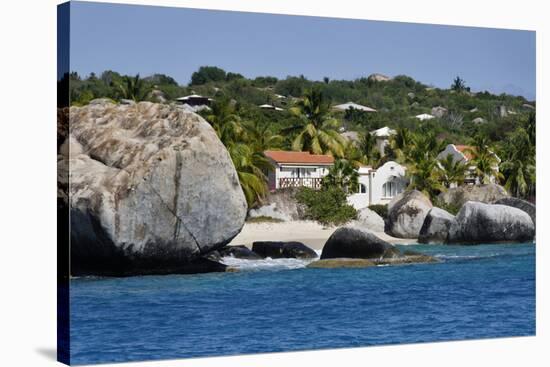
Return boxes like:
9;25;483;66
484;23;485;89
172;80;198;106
68;1;536;100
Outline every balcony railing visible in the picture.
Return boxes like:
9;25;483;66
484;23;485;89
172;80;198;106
279;177;323;190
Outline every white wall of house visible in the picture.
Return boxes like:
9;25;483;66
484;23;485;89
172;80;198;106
347;161;407;209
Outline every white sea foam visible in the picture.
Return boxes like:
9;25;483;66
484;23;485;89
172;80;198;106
221;255;318;272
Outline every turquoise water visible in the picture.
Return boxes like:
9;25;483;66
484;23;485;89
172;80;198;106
70;243;535;365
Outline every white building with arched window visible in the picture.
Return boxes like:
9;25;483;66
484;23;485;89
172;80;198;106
347;161;408;209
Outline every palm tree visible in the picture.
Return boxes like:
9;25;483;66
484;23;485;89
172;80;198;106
242;119;283;152
500;159;535;198
284;88;345;157
467;135;502;184
227;143;272;207
205;98;243;145
117;74;151;102
322;159;359;194
358;132;381;166
500;127;536;198
407;155;444;199
438;154;468;188
390;127;414;163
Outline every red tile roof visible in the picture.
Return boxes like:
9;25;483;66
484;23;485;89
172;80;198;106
455;145;475;160
264;150;335;165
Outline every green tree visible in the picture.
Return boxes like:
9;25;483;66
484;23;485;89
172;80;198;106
228;143;271;207
438;154;468;188
467;135;503;184
284;88;345;157
322;159;360;193
116;74;151;102
190;66;227;85
407;156;444;199
451;76;467;92
205;98;243;145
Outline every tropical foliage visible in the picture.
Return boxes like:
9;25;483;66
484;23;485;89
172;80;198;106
65;66;536;205
284;88;345;157
322;159;359;193
295;187;357;226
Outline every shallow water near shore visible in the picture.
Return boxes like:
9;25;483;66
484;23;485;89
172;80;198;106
70;243;535;365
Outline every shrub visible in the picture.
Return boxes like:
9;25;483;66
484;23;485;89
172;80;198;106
432;198;461;215
368;204;388;219
295;187;357;226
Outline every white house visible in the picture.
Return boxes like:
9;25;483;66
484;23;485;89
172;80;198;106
333;102;377;112
437;144;501;185
370;126;396;156
264;150;407;209
264;150;334;190
258;104;284;111
415;113;435;121
347;161;408;209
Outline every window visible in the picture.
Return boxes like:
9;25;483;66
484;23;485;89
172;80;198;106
383;181;397;198
359;183;367;194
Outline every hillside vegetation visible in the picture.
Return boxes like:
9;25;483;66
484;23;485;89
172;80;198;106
62;66;536;207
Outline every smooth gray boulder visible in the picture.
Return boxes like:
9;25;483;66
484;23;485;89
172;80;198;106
418;207;457;243
494;197;536;228
61;100;248;276
438;184;509;208
320;226;400;260
448;201;535;243
252;241;318;259
387;190;433;238
352;207;385;232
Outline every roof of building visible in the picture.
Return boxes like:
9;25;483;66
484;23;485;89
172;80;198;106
258;104;284;111
264;150;334;165
454;145;475;160
370;126;396;137
415;113;435;120
333;102;377;112
176;94;213;101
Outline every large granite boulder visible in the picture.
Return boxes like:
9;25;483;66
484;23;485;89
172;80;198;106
320;226;400;260
352;207;385;232
60;100;248;276
448;201;535;243
387;190;433;238
438;184;509;208
494;197;536;228
418;207;457;243
252;241;317;259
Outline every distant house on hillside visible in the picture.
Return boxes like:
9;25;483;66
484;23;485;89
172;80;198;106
176;94;212;106
347;161;408;209
333;102;377;113
258;104;284;111
437;144;501;185
415;113;435;121
370;126;396;156
264;150;334;190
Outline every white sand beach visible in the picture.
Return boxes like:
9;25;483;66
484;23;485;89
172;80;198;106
229;220;417;250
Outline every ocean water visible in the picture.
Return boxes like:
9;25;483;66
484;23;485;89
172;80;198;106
70;243;535;365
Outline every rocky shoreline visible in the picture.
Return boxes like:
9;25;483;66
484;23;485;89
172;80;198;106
61;101;535;277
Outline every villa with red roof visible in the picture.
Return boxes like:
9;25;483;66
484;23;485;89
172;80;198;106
264;150;408;208
264;150;334;190
437;144;501;185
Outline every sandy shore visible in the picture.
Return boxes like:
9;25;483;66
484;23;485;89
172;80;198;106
229;220;417;250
